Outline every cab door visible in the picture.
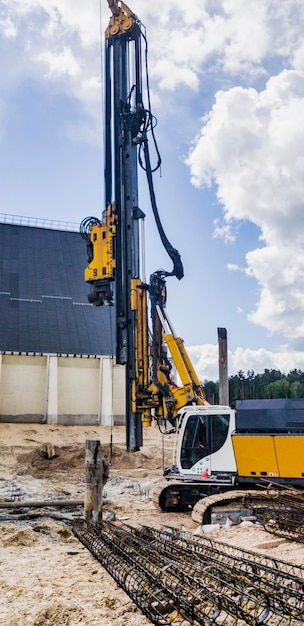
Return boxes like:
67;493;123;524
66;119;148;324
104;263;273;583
177;410;236;476
179;414;209;470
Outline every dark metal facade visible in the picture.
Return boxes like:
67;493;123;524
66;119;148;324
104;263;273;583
0;222;115;356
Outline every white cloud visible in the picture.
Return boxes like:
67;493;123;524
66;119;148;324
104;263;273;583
187;343;219;381
1;0;101;47
187;343;304;381
213;218;235;243
135;0;304;90
0;0;104;141
0;15;17;38
0;0;302;151
38;47;81;79
186;69;304;344
1;0;304;116
227;263;241;272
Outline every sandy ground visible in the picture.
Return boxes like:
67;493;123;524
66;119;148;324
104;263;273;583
1;423;304;625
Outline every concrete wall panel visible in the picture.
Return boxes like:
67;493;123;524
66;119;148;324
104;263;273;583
58;357;99;416
0;354;46;422
0;353;126;425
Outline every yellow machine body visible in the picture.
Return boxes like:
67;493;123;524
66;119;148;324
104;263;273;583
232;433;304;479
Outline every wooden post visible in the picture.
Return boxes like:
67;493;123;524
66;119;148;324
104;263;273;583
218;327;229;406
84;440;107;523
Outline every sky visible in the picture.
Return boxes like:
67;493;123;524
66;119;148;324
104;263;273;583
1;0;304;381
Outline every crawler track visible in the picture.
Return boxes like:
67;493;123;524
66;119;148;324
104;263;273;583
152;481;271;525
246;486;304;543
152;478;233;513
191;489;271;524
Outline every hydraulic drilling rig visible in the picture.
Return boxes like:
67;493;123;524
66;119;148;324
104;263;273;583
81;2;304;524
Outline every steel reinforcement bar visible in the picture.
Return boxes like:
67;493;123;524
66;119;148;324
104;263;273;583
246;488;304;543
97;522;271;625
134;525;304;619
73;519;237;625
72;519;192;625
71;519;303;625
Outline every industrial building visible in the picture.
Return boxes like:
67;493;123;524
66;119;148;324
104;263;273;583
0;215;125;425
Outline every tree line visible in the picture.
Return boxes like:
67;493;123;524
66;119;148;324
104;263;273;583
203;368;304;406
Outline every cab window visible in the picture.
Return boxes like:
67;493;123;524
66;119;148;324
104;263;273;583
180;413;230;469
210;414;230;454
180;415;208;469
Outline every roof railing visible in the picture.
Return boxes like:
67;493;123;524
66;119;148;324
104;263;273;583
0;213;79;232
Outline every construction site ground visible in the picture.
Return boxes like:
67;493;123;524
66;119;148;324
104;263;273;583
1;423;304;626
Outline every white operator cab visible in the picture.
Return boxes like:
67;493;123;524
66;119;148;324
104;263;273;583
174;405;237;479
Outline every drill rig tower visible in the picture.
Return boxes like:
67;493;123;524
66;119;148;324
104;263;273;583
81;1;208;452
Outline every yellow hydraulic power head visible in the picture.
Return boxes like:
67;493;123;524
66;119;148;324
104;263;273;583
106;0;136;38
81;203;117;306
84;203;116;284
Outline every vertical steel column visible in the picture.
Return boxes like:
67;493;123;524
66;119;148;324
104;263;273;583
105;26;143;449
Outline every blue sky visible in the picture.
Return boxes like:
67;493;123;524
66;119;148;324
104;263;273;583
1;0;304;380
